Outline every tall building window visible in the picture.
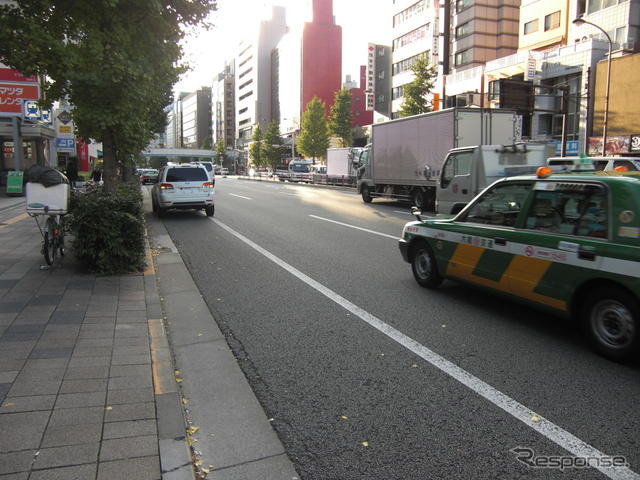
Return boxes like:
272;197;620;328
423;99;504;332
524;19;539;35
456;21;473;38
544;11;560;31
454;49;472;66
588;0;627;14
392;24;429;51
456;0;472;13
392;53;424;75
393;0;426;28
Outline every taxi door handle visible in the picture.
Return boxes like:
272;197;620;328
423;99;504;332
578;250;596;261
462;189;468;194
495;237;507;246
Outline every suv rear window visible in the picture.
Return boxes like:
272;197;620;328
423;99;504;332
166;168;208;182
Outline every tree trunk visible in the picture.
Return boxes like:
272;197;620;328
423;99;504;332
102;130;118;193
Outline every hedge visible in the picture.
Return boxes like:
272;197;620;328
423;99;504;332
69;184;146;274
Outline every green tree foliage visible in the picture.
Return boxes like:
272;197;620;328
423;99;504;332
0;0;216;192
399;53;438;117
329;88;353;147
297;97;329;162
215;140;226;165
262;121;283;171
249;125;263;167
199;136;212;162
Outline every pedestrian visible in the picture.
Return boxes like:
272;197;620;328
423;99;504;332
65;160;78;187
91;167;102;183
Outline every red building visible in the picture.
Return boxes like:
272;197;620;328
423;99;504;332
301;0;342;115
350;66;374;127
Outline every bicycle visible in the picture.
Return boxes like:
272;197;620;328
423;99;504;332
29;208;66;266
25;181;70;267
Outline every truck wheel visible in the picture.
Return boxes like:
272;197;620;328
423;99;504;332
412;189;425;209
361;185;372;203
582;287;639;362
411;241;443;289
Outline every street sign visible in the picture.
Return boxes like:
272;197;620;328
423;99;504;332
40;109;52;125
0;68;37;83
55;137;76;153
0;83;40;114
57;110;72;124
24;100;41;120
6;170;24;195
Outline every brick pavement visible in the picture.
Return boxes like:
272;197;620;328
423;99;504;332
0;201;184;480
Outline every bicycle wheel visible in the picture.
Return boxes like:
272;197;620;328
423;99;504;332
43;218;59;266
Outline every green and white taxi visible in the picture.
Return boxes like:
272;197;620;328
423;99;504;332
399;168;640;361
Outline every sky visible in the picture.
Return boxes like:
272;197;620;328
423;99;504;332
174;0;390;94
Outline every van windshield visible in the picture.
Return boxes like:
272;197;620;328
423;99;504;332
290;164;310;173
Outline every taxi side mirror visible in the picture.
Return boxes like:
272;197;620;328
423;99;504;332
411;206;423;221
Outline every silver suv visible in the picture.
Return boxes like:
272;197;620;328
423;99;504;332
151;164;215;217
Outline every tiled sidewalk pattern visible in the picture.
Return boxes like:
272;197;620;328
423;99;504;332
0;214;161;479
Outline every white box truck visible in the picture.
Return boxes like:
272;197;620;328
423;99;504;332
325;147;362;186
354;107;521;210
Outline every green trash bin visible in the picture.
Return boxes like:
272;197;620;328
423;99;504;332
6;170;24;196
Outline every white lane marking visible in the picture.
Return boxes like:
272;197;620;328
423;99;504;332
229;193;252;200
210;215;639;480
394;210;413;215
279;192;299;196
309;215;398;240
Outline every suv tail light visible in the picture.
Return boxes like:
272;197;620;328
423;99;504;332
159;183;174;190
202;181;215;188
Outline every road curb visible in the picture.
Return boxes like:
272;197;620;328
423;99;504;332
145;235;196;480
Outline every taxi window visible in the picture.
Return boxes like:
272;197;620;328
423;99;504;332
524;183;608;238
459;182;532;227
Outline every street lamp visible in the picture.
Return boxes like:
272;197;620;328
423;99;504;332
573;17;612;156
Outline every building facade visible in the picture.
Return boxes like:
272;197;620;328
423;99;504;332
181;88;212;149
301;0;343;116
235;6;287;149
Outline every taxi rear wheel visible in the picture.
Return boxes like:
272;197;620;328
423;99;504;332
583;288;639;361
411;241;443;289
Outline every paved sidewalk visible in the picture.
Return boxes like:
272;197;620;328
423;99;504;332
0;190;299;480
0;197;191;480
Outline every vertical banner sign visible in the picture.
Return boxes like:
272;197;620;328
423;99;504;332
366;44;375;111
527;57;536;81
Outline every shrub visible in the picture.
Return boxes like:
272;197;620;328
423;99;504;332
69;183;146;274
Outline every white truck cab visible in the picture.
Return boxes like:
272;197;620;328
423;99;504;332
436;143;553;215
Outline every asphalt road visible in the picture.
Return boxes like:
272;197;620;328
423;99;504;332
152;178;640;480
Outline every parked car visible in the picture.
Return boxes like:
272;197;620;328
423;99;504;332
220;167;229;177
151;164;214;217
191;161;215;180
399;167;640;361
139;168;159;184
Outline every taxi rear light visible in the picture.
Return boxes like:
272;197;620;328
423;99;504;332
202;181;215;188
159;183;174;190
536;166;553;178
